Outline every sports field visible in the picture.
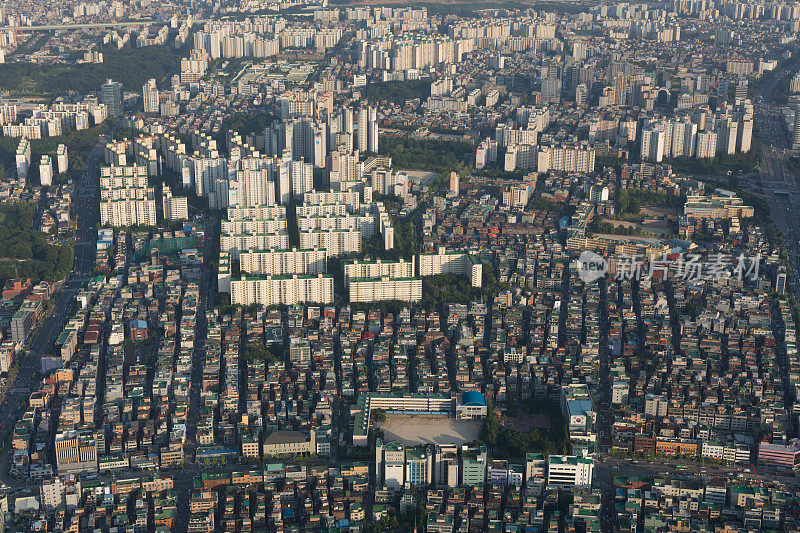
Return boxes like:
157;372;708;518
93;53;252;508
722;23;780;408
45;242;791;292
382;413;482;445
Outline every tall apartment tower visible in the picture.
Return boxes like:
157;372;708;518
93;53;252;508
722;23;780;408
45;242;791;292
358;106;378;153
793;105;800;150
56;144;68;175
142;78;160;113
39;155;53;186
15;137;31;181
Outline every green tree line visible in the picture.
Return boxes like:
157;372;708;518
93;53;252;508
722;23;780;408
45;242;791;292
379;136;474;175
0;45;181;95
479;398;569;458
364;79;431;105
0;122;109;183
0;202;73;282
618;188;682;216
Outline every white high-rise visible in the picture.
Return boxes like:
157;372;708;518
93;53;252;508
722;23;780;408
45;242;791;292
230;274;334;306
696;131;718;158
358;106;378;153
99;165;157;227
640;127;665;162
142;79;159;113
56;144;68;175
291;160;314;198
39;155;53;186
15;138;30;180
162;186;189;221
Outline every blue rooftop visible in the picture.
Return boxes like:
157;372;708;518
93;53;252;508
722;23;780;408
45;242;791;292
461;391;486;406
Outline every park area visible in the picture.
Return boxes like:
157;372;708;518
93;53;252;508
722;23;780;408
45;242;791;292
381;414;482;446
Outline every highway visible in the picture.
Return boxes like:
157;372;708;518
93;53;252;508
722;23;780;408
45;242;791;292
756;50;800;294
0;21;155;31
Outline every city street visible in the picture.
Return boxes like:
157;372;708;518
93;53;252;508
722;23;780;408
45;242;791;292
0;133;108;485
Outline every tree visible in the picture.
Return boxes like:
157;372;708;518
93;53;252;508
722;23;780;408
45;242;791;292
364;79;432;105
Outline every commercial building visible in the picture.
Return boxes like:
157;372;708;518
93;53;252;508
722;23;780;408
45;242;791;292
546;456;594;487
757;441;800;469
406;446;433;487
101;79;123;116
375;439;405;489
461;444;488;486
434;444;459;487
142;78;160;113
561;384;597;452
55;431;98;474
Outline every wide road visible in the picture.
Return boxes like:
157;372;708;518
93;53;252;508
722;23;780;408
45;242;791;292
0;21;154;31
0;133;108;485
756;50;800;294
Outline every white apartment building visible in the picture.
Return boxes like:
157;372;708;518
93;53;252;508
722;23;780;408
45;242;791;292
304;191;361;211
370;168;409;197
230;274;334;306
640;127;665;162
162;186;189;221
343;259;415;285
536;142;595;173
222;233;291;258
142;78;160;113
99;165;157;227
546;456;594;487
227;168;276;208
39;155;53;186
475;138;498;169
227;205;285;221
357;105;378;153
56;144;68;174
291;159;314;198
220;205;290;257
696;131;718;159
300;229;362;256
349;276;422;302
298;214;381;243
504;144;537;172
15;137;30;180
239;247;327;276
418;247;483;287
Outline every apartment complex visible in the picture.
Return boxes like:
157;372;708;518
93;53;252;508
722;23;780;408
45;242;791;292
99;165;157;227
229;274;334;306
348;276;422;303
418;247;483;288
162;186;189;221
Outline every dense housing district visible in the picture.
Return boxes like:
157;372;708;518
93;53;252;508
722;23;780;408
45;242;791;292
3;0;800;532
